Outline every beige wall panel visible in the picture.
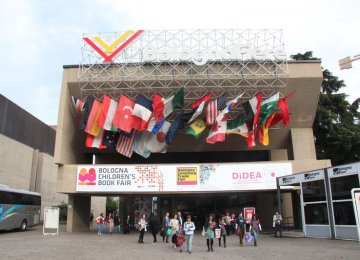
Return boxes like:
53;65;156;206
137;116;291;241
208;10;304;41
0;135;34;189
291;128;317;160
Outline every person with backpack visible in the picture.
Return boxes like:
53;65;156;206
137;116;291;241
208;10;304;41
96;213;104;235
183;215;196;254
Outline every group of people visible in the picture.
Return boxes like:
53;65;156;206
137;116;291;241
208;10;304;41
95;210;284;253
95;212;124;235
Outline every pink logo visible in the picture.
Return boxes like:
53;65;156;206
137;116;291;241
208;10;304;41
232;172;262;179
78;168;97;185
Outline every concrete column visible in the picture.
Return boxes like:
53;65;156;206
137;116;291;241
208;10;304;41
67;194;91;232
290;128;317;160
270;149;288;161
29;149;39;191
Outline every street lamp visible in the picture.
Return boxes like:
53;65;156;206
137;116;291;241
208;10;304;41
339;54;360;70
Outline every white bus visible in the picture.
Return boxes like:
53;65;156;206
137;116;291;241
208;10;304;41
0;185;41;231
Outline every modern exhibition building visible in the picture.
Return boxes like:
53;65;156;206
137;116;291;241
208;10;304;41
55;29;332;233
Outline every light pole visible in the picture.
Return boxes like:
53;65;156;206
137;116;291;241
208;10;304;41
339;54;360;70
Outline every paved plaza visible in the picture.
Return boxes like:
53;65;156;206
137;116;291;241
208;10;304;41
0;225;359;260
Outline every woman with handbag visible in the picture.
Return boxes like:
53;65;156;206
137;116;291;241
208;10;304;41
169;213;180;249
249;214;262;247
204;214;216;252
137;214;147;244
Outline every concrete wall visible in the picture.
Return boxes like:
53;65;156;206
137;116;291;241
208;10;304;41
0;134;68;220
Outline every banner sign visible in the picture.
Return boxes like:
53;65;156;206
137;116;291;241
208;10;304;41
76;162;292;193
244;207;256;223
328;162;359;178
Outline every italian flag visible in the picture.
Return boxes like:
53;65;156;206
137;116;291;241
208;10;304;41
152;88;184;123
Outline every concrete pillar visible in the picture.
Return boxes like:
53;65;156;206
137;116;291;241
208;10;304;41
67;194;91;232
270;149;288;161
290;128;317;160
29;149;39;191
282;193;294;227
256;193;275;228
118;196;126;231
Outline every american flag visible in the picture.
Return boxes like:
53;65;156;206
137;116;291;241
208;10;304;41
206;93;227;125
116;130;136;158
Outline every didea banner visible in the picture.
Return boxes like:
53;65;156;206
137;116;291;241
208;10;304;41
76;163;292;192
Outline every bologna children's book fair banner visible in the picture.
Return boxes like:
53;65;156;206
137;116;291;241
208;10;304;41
76;162;292;193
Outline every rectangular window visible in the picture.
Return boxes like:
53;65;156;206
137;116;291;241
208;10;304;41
304;203;329;225
333;201;356;225
330;174;359;200
302;180;326;202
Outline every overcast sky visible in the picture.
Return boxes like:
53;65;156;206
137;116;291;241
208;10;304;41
0;0;359;125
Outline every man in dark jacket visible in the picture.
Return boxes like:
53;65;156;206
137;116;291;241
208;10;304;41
162;212;170;243
149;213;160;244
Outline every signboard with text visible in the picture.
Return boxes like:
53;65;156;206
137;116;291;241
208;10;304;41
76;163;292;193
244;207;256;223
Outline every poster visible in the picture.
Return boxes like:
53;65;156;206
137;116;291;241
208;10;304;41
244;207;255;223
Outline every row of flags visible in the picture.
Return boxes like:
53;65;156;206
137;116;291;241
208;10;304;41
72;89;291;159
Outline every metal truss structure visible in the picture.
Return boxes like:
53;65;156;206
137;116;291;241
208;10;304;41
78;29;288;116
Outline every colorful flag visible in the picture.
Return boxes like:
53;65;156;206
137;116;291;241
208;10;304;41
216;93;244;125
206;93;227;125
102;130;120;152
188;101;206;123
116;130;136;158
206;120;227;144
226;115;248;138
133;131;151;158
259;93;279;126
131;94;153;131
243;92;263;132
85;129;107;149
97;95;118;130
191;93;212;109
85;99;102;136
147;117;166;134
112;95;135;133
166;112;184;145
79;96;95;131
152;88;184;123
147;121;171;153
186;118;206;139
71;96;84;112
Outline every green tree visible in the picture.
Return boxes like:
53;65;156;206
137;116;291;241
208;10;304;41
106;197;118;214
291;52;360;165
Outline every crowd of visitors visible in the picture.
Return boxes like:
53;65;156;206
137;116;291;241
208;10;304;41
93;210;284;253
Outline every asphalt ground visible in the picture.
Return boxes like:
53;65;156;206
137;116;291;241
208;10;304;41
0;225;359;260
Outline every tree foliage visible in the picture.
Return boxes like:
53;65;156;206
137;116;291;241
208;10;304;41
291;52;360;165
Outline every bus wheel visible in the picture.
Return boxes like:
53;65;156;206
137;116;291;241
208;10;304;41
20;220;27;231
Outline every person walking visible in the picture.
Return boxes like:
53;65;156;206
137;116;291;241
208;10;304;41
89;212;94;229
138;214;147;243
162;212;170;243
183;215;196;254
237;211;246;246
204;215;216;252
96;213;104;235
218;215;227;248
169;213;180;249
249;214;262;247
114;213;121;234
124;215;131;234
108;212;114;234
273;211;283;238
230;213;236;234
225;212;231;236
149;213;160;244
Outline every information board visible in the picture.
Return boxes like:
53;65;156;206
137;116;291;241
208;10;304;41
43;207;59;235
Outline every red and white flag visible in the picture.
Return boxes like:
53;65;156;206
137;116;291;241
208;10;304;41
147;121;171;153
206;120;227;144
112;95;135;133
98;95;118;130
85;129;107;149
116;130;136;158
85;99;102;136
